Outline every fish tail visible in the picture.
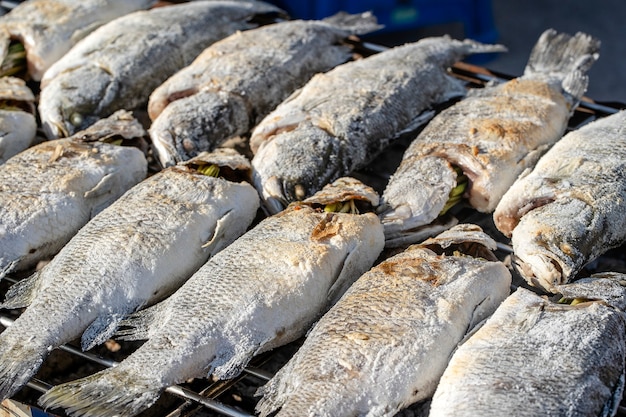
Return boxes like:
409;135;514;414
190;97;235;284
0;338;46;400
524;29;600;100
322;11;383;36
39;367;161;417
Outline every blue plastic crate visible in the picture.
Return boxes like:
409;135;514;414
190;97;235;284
269;0;498;44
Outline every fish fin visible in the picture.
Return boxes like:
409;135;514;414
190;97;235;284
393;109;437;138
0;336;46;400
212;343;258;380
1;271;43;309
523;29;600;101
39;367;162;417
321;11;383;36
114;301;166;341
84;172;116;200
201;209;233;254
0;258;19;281
81;313;127;351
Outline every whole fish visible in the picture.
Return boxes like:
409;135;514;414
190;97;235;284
429;273;626;417
249;36;506;214
255;224;511;417
0;0;157;81
38;0;284;139
149;12;382;167
378;29;600;247
0;76;37;163
0;110;147;279
38;177;385;417
0;147;260;401
493;110;626;292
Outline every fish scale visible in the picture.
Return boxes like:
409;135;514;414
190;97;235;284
38;0;285;139
0;150;260;402
494;109;626;291
249;35;506;214
38;178;385;417
255;224;511;417
0;125;148;279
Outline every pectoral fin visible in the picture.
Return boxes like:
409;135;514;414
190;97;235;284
1;271;43;309
81;312;127;351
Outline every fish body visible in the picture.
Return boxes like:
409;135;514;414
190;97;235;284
429;273;626;417
249;36;506;214
149;13;382;167
38;0;284;139
0;111;147;278
0;76;37;163
256;224;511;417
0;147;260;401
493;110;626;291
39;177;385;417
379;29;600;246
0;0;157;81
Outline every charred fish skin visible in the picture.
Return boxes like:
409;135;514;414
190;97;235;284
0;0;157;81
38;0;285;139
39;177;385;417
256;224;511;417
0;111;148;279
250;36;507;214
0;76;37;163
149;13;382;167
493;110;626;292
429;274;626;417
378;29;600;245
0;148;260;402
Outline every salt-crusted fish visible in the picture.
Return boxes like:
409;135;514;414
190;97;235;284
149;13;382;167
378;29;600;247
0;110;147;279
0;147;259;401
0;76;37;163
38;0;284;139
249;36;506;214
0;0;157;81
255;224;511;417
39;177;385;417
429;273;626;417
493;110;626;292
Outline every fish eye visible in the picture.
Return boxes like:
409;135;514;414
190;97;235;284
69;112;83;127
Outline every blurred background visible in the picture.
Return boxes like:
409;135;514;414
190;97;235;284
268;0;626;103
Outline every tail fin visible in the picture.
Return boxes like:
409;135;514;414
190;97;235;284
39;368;162;417
322;11;383;36
0;339;46;401
524;29;600;99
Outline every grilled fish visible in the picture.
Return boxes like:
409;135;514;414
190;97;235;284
0;147;260;401
378;29;600;247
0;110;147;279
0;0;157;81
38;177;385;417
493;110;626;292
149;12;382;167
0;76;37;163
255;223;511;417
38;0;284;139
249;36;506;214
429;273;626;417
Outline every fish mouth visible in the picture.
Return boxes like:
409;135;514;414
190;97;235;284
511;252;566;293
257;176;290;215
150;127;181;168
41;117;71;139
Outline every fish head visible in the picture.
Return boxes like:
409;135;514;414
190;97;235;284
149;91;249;168
39;66;113;139
251;124;343;214
378;156;458;240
